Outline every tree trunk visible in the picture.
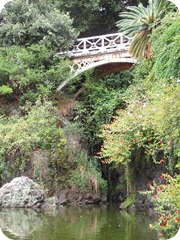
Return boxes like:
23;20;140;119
146;42;151;60
125;162;135;197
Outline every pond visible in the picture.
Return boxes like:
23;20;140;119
0;205;158;240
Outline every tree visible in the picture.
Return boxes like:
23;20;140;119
116;0;174;59
54;0;149;37
0;0;77;102
99;12;180;198
0;0;77;50
53;0;122;37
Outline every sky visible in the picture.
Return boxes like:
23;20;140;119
0;0;180;12
0;0;11;12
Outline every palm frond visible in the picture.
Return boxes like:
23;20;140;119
130;30;151;59
117;0;171;59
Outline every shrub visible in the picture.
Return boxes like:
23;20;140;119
121;195;136;209
0;99;66;184
142;173;180;239
67;151;107;193
0;85;13;95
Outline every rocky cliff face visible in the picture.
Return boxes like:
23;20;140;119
0;176;107;208
108;161;168;213
57;188;107;206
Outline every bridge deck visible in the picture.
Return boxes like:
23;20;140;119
57;33;135;91
61;33;133;58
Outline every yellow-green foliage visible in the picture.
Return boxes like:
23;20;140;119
98;12;180;204
0;85;13;95
121;195;136;209
0;45;71;103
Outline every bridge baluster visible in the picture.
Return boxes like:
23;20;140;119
56;33;136;91
62;33;132;57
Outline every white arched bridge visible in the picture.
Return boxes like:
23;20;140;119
57;33;136;91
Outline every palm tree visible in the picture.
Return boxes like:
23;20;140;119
117;0;172;59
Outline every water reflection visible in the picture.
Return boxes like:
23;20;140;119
0;206;158;240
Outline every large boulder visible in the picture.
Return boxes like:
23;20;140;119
0;177;44;208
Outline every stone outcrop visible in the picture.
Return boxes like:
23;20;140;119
0;176;107;209
0;176;44;208
41;196;59;209
57;189;107;205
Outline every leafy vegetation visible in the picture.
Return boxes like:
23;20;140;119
0;44;71;102
0;85;13;96
143;173;180;239
117;0;176;59
67;153;107;193
0;0;107;195
51;0;150;37
0;1;179;237
75;71;133;155
0;100;66;184
151;12;180;79
121;195;136;209
100;10;179;178
0;0;77;50
98;11;180;237
0;0;77;103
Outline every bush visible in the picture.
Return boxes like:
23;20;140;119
67;151;107;193
0;99;66;184
0;45;71;103
0;85;13;95
99;13;180;198
121;195;136;209
142;173;180;239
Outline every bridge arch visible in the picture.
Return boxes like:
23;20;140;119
57;33;136;91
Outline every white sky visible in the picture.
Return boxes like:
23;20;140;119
170;0;180;10
0;0;11;11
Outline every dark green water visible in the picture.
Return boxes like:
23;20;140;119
0;205;158;240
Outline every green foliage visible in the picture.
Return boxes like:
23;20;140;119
63;122;85;141
99;12;180;198
68;152;107;193
117;0;176;59
100;74;179;194
147;82;180;171
75;71;133;154
0;99;66;183
151;13;180;79
0;0;77;104
0;85;13;95
55;0;124;36
121;195;136;209
142;174;180;239
100;98;159;165
54;121;107;193
0;0;77;50
0;44;71;102
54;0;149;36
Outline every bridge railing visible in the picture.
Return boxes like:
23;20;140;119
60;33;133;58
